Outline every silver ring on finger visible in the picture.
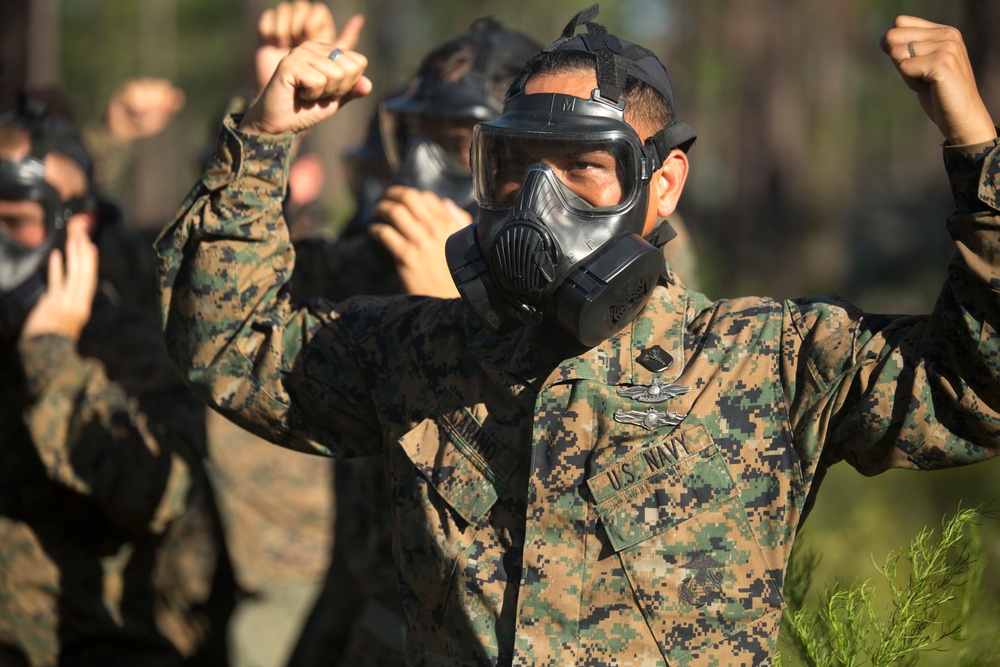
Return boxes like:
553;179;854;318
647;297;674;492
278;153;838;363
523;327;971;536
328;48;344;62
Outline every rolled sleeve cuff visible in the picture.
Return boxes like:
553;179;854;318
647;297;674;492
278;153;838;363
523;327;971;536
203;113;296;199
17;334;81;400
944;132;1000;214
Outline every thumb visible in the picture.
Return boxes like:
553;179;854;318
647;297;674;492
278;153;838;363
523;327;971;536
340;75;374;105
335;14;365;50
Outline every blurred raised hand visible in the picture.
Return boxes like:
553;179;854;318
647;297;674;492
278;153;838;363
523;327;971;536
369;186;472;298
105;77;186;142
254;1;365;98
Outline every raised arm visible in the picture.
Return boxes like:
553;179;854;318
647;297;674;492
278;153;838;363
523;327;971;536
157;12;381;456
787;17;1000;474
880;15;996;146
253;1;364;98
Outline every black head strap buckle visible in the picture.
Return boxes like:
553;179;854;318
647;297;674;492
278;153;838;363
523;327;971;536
556;6;659;106
649;122;697;159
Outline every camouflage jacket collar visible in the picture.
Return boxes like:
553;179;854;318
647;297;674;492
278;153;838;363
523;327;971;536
468;271;690;392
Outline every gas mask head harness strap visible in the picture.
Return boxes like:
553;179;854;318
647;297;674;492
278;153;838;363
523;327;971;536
446;4;696;348
0;97;95;340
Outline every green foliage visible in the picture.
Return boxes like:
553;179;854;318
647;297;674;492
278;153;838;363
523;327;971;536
778;506;1000;667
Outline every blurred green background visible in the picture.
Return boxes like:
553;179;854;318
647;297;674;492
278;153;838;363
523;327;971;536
4;0;1000;660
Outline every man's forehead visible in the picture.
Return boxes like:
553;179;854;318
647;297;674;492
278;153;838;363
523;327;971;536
517;68;646;137
0;198;43;214
0;142;30;162
523;69;598;98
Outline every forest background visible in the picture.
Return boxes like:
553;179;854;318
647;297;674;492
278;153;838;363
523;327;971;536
4;0;1000;662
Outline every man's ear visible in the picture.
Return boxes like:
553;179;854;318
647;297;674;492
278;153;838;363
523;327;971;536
651;148;688;218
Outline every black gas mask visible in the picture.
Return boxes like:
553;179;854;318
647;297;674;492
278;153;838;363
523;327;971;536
390;137;477;214
377;17;541;218
445;5;695;347
0;101;95;340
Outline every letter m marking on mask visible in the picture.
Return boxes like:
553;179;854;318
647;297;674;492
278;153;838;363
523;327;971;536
562;98;576;112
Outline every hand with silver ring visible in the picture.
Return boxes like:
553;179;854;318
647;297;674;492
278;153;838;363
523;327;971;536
880;15;996;146
253;2;364;95
328;48;344;62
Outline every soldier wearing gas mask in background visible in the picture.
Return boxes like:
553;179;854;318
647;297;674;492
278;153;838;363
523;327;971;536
291;16;540;302
0;101;227;667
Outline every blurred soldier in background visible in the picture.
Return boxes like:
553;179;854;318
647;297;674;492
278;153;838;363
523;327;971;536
0;100;227;666
81;78;187;323
190;4;363;666
82;77;186;206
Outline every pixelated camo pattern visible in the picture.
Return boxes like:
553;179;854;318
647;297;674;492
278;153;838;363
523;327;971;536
156;115;1000;666
0;288;212;665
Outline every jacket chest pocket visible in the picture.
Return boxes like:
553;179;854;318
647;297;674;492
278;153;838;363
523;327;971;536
397;402;520;661
397;401;517;555
587;424;783;664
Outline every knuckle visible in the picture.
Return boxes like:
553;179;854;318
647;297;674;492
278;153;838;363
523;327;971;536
398;189;417;205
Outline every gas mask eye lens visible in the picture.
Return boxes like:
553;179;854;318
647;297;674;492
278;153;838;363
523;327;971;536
557;149;624;206
474;130;634;211
0;201;48;249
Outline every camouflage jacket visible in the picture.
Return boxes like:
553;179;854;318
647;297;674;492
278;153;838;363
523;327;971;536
204;409;333;592
289;169;701;655
157;115;1000;666
0;286;210;666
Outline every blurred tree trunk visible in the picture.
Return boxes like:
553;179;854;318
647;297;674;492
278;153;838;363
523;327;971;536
27;0;62;93
0;0;31;112
963;0;1000;113
131;0;181;229
709;0;820;295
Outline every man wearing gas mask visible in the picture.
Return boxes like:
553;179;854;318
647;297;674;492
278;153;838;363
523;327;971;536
158;5;1000;665
293;12;701;302
0;103;220;666
291;16;542;302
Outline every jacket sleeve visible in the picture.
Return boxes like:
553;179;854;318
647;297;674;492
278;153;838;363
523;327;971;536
783;138;1000;476
155;115;382;457
17;333;193;534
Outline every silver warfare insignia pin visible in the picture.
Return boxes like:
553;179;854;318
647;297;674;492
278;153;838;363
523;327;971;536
617;379;691;404
614;407;686;431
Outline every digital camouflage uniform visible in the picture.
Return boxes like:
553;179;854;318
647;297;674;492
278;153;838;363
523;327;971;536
0;284;217;667
77;131;236;667
291;236;421;666
204;410;334;667
157;116;1000;666
290;199;700;666
196;107;335;667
